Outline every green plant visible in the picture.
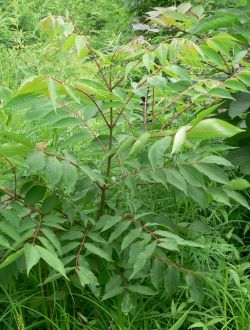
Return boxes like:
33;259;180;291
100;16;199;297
0;3;250;328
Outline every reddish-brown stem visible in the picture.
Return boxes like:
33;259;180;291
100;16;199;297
0;197;14;205
75;226;88;270
98;102;114;218
113;66;162;126
161;103;193;129
32;215;43;246
0;188;44;216
86;43;112;91
124;215;198;275
59;101;108;153
50;76;110;128
218;52;233;73
124;216;160;242
111;59;141;90
105;164;172;190
43;152;105;190
43;151;80;168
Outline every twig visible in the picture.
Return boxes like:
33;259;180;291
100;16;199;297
161;103;193;129
86;43;112;91
50;76;110;128
75;226;88;270
113;66;162;126
59;101;108;153
2;157;17;197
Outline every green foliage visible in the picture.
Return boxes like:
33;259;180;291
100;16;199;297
0;2;250;328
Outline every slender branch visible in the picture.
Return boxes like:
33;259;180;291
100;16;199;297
59;101;108;153
32;215;43;246
86;43;112;91
202;60;231;76
218;52;233;73
43;151;80;169
111;59;141;90
0;188;44;216
75;226;88;271
2;157;17;197
50;76;110;128
161;103;193;129
98;100;114;217
0;197;14;205
156;82;199;117
124;215;160;242
124;215;199;275
105;164;172;190
113;66;162;126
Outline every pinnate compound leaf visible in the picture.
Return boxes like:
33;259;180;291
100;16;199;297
24;244;41;275
179;165;205;188
186;274;204;305
229;92;250;118
100;215;122;232
62;161;78;192
165;267;180;295
121;294;133;315
177;2;192;13
128;285;157;296
27;151;45;173
108;221;131;243
148;136;171;168
116;136;136;155
229;178;250;190
192;13;240;33
45;157;63;186
0;222;21;241
225;79;248;93
208;188;230;206
194;163;229;184
150;258;165;290
77;266;98;287
224;189;250;209
41;228;62;255
191;103;222;127
0;248;24;271
187;119;243;140
142;53;155;72
121;228;142;251
130;241;156;279
102;286;124;301
85;243;113;261
187;185;209;208
208;87;234;100
199;155;233;167
237;70;250;87
165;168;187;194
0;142;30;157
158;240;179;251
47;77;57;110
81;166;105;185
36;246;67;279
25;185;46;205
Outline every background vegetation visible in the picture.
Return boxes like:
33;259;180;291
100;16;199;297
0;0;250;329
